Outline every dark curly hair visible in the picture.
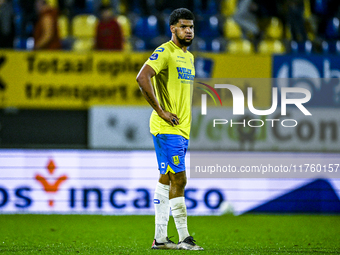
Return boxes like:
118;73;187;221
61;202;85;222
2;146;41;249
169;8;195;26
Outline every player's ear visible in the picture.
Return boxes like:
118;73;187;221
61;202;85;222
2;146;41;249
170;25;176;34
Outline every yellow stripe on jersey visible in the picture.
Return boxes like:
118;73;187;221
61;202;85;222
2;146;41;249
145;41;195;139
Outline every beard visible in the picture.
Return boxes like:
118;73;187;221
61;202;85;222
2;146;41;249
175;29;193;47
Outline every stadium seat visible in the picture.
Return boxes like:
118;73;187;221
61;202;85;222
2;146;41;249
258;40;285;54
122;40;132;51
193;0;218;15
194;37;226;52
197;15;221;38
133;15;160;39
224;18;242;40
157;13;171;38
116;15;131;38
13;0;21;14
131;38;146;51
102;0;126;14
72;38;94;51
285;26;292;40
14;13;34;37
202;0;218;15
14;14;23;36
72;14;98;38
265;17;283;40
85;0;95;14
222;0;238;16
46;0;58;8
128;0;144;15
303;0;312;19
290;40;313;54
313;0;328;15
164;21;172;38
58;15;69;39
227;40;254;54
13;37;34;50
322;40;340;54
72;0;94;14
325;17;340;39
210;38;227;52
194;37;210;52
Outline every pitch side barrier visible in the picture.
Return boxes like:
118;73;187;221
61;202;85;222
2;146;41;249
0;150;339;215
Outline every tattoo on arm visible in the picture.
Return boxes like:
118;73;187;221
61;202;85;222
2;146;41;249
145;91;158;109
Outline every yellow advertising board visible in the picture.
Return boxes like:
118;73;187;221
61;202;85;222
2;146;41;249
0;51;150;109
0;50;271;109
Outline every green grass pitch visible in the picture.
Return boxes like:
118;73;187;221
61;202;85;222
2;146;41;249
0;214;339;254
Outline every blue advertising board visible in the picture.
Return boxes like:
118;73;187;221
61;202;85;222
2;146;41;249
273;55;340;107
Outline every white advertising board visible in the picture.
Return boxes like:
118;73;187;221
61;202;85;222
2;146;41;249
89;107;340;151
89;107;153;149
0;150;339;215
190;107;340;151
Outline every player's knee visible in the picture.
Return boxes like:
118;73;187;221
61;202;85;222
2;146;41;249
174;175;187;189
158;174;170;185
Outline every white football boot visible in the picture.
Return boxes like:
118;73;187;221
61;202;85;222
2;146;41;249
178;236;204;250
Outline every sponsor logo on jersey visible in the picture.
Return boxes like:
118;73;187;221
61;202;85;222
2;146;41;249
149;53;159;60
155;47;165;52
177;67;194;80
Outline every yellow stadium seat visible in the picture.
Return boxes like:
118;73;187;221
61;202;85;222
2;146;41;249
228;40;254;54
224;18;242;39
72;15;98;38
46;0;58;7
116;15;131;38
119;2;127;14
102;0;110;5
72;38;94;51
304;0;312;19
123;40;132;51
266;17;283;39
285;26;292;40
58;15;69;39
222;0;237;16
258;40;285;54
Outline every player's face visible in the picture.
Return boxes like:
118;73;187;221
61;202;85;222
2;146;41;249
172;19;194;47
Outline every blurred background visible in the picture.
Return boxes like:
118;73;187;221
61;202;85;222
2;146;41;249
1;0;340;52
0;0;339;215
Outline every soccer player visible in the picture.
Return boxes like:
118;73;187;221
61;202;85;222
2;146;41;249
136;8;203;251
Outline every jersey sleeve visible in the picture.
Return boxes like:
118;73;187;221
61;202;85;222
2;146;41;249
145;46;169;74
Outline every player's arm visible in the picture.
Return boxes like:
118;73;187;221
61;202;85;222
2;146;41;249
136;64;179;126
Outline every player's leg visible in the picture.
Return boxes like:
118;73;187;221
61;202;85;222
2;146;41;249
151;135;177;250
169;171;203;250
153;174;171;244
168;171;189;239
165;136;204;251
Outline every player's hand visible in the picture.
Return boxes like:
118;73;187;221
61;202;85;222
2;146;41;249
158;111;179;126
